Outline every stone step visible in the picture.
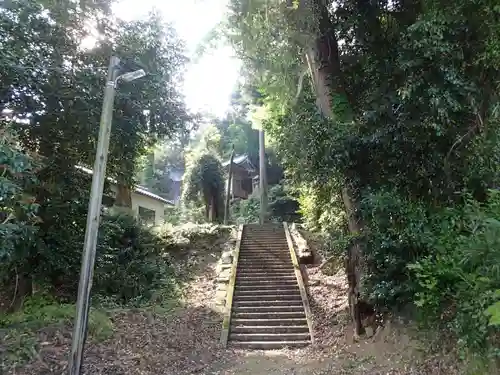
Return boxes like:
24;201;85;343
231;318;308;326
235;284;300;291
234;299;303;307
237;270;295;275
239;250;288;253
239;256;288;258
238;252;292;260
237;271;295;276
240;250;288;253
239;256;291;260
234;288;301;295
238;258;290;262
238;265;291;268
237;272;295;277
236;280;298;286
238;259;291;263
241;242;287;244
239;260;289;263
240;245;288;249
233;305;304;313
237;266;295;271
241;233;286;236
237;269;294;273
238;262;291;266
229;332;310;342
240;248;288;251
234;293;302;301
236;275;296;281
239;259;291;263
232;311;306;319
239;250;289;254
237;275;296;281
240;241;288;244
238;257;292;266
241;239;287;241
245;227;282;229
236;267;295;276
242;239;286;242
229;340;310;349
231;325;310;334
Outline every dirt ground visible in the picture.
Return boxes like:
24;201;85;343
9;236;463;375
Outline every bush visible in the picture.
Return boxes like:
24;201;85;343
0;128;40;267
408;191;500;355
0;293;112;371
93;213;179;306
361;188;500;356
0;134;180;306
159;221;227;243
230;182;301;224
231;195;260;224
361;189;435;307
0;292;112;339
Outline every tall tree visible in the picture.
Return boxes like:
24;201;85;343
90;13;191;208
183;153;225;222
224;0;500;338
0;1;192;293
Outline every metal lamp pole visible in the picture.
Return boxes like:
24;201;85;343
68;56;146;375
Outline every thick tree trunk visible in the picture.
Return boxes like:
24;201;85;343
208;195;216;222
204;203;210;221
114;182;133;208
301;0;365;337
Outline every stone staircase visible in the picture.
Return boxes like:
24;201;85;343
224;223;313;349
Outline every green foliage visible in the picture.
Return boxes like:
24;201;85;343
1;1;191;185
183;153;225;222
231;195;260;224
224;0;500;359
231;182;301;224
267;183;301;222
0;127;40;265
164;205;182;225
159;222;230;249
0;128;181;306
0;293;112;371
485;293;500;327
136;135;190;201
0;293;112;340
0;0;192;311
93;213;179;305
407;191;500;354
361;189;434;306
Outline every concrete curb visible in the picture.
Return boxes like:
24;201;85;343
220;224;244;347
283;222;315;345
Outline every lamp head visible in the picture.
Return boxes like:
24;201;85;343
119;69;146;82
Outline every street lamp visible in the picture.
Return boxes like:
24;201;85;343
68;57;146;375
118;68;146;83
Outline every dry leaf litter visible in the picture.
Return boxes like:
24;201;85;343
7;231;463;375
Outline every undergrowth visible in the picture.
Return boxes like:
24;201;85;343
0;293;113;371
0;220;232;371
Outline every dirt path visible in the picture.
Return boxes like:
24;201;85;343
11;244;460;375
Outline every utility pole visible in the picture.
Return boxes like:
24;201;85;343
224;145;235;225
68;57;146;375
259;129;267;224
